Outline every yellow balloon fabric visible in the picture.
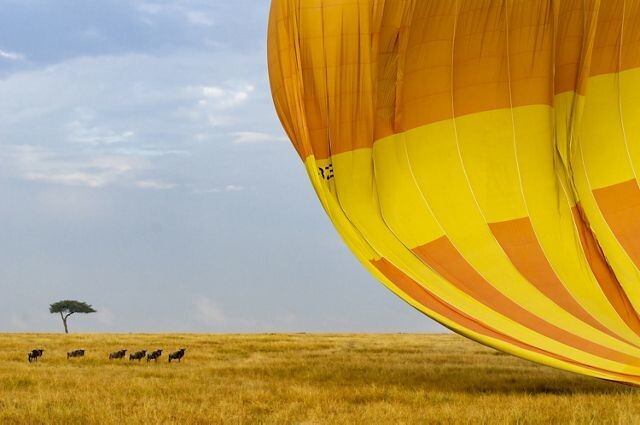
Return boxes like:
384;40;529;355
267;0;640;384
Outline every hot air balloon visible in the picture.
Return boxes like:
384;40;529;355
267;0;640;384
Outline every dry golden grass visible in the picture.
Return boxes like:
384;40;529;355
0;333;638;424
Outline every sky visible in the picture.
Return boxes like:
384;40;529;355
0;0;445;333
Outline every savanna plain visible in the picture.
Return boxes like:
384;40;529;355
0;333;638;424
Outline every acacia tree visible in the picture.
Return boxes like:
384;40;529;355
49;300;96;334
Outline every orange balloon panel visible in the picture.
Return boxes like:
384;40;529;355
268;0;640;384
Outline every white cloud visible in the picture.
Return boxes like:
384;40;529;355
196;83;254;109
66;120;135;146
135;179;176;190
200;86;224;97
231;131;287;144
136;2;215;27
4;145;147;188
0;52;257;139
224;184;245;192
193;184;247;194
184;10;215;27
114;148;190;157
0;52;263;191
172;82;255;129
0;49;24;61
193;296;226;324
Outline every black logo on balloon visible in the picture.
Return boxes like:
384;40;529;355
318;164;334;181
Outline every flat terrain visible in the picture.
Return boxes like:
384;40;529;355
0;333;637;424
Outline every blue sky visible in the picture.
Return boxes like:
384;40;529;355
0;0;444;333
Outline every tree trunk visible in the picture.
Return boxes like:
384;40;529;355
60;312;69;334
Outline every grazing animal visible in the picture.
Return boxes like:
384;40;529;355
109;349;127;360
67;349;85;359
146;349;163;362
28;349;44;363
129;350;146;361
168;348;186;363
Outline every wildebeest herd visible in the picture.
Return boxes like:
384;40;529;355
28;348;186;363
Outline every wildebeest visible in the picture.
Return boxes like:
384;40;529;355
109;349;127;360
146;349;163;362
28;349;44;363
67;349;85;359
168;348;186;363
129;350;147;361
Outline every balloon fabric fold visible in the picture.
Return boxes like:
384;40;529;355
267;0;640;384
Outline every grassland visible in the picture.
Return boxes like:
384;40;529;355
0;333;638;424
